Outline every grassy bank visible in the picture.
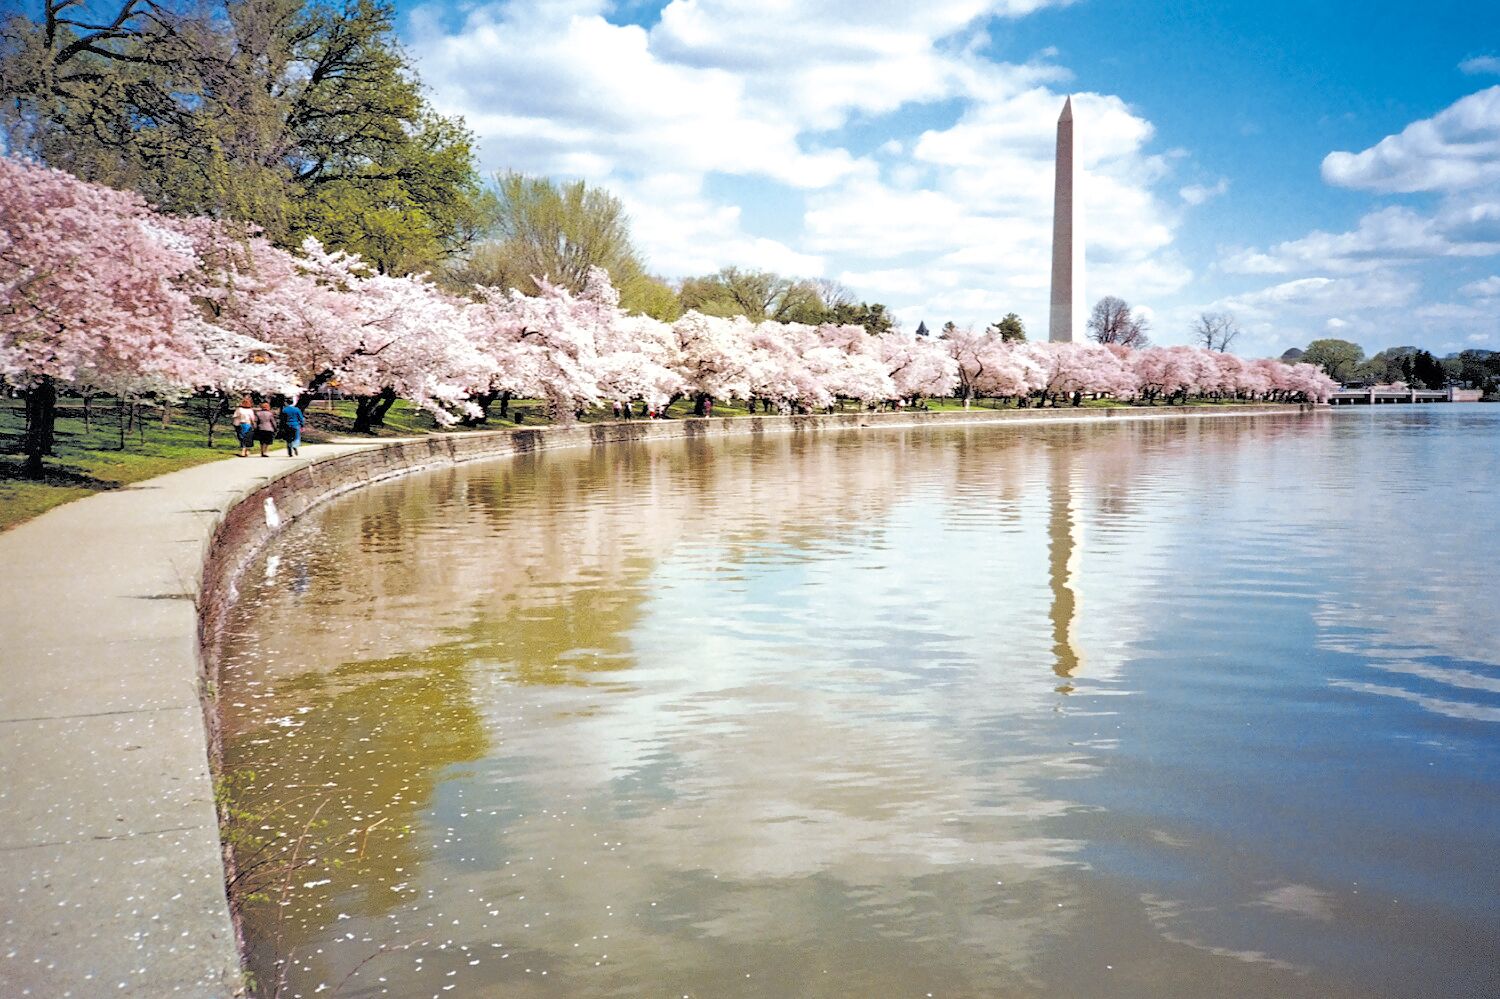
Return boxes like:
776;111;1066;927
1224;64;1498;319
0;396;498;531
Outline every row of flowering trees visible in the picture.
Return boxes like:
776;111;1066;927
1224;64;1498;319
1;156;1337;478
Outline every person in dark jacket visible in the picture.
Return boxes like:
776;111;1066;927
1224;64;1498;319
280;400;305;456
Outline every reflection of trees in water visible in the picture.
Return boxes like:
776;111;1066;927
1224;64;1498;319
230;433;950;685
219;413;1362;998
221;642;488;993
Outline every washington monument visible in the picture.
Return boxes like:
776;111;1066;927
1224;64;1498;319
1049;96;1084;342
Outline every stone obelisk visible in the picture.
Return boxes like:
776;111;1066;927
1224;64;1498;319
1048;96;1084;342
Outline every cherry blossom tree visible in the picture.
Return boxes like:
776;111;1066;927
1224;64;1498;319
881;334;958;401
4;154;1336;462
674;312;755;414
469;273;609;422
813;322;894;405
0;156;213;476
581;269;683;410
943;326;990;407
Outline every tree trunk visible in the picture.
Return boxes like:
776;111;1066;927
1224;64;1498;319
693;393;709;417
117;396;127;450
82;395;92;434
203;393;228;448
369;386;398;427
296;370;336;411
462;390;500;426
352;395;380;434
21;378;57;480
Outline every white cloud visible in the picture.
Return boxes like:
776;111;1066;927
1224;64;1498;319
617;174;825;277
1209;84;1500;354
1212;272;1419;324
1220;204;1500;275
1460;275;1500;297
1179;178;1228;206
1460;56;1500;76
410;4;869;189
809;88;1184;325
1322;86;1500;193
407;0;1184;331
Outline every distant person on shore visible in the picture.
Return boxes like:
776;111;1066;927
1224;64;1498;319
233;397;256;457
705;397;714;417
280;398;305;457
253;401;278;457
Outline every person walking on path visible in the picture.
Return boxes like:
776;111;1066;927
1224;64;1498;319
233;397;256;457
280;399;305;456
253;401;278;457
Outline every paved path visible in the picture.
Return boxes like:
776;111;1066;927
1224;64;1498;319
0;443;378;998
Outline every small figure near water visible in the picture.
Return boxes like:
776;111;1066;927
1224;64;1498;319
233;396;256;458
253;401;278;457
280;399;305;457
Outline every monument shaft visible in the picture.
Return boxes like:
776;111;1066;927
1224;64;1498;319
1049;97;1084;343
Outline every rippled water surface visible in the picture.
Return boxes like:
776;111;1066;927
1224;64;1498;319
218;409;1500;998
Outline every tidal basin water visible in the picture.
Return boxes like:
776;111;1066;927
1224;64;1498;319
218;408;1499;998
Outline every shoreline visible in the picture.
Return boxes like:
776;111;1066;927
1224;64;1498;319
0;402;1320;997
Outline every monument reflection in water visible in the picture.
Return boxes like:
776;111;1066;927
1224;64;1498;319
217;409;1500;999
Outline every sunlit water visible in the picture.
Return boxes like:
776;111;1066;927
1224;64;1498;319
218;408;1500;998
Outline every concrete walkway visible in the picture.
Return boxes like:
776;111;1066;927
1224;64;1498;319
0;443;378;998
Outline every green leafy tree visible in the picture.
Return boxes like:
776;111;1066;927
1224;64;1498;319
1359;346;1417;384
1;0;484;273
825;301;896;336
679;267;825;324
1451;349;1500;395
1301;338;1366;383
991;313;1026;341
1409;349;1446;389
456;172;663;304
624;275;683;321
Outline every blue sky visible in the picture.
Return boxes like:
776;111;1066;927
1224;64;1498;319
398;0;1500;357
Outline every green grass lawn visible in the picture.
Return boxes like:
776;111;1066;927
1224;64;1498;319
0;397;499;531
0;397;240;531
